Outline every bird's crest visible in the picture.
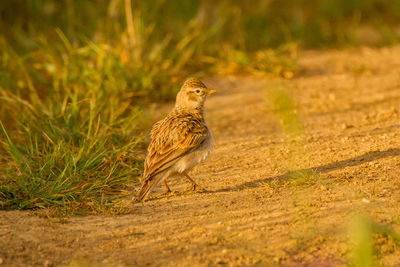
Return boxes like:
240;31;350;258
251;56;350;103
182;77;207;89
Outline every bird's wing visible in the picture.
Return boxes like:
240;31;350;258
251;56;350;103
142;112;208;181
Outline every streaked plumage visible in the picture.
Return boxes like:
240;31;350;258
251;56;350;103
136;78;215;201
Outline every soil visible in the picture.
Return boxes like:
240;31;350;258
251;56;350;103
1;46;400;266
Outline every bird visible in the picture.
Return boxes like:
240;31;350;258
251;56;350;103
136;77;216;201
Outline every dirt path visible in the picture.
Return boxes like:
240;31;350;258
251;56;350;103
2;46;400;266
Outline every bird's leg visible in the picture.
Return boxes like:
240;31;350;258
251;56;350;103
163;180;172;194
183;172;205;192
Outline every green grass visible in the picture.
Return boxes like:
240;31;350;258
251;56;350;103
0;37;145;211
349;215;400;267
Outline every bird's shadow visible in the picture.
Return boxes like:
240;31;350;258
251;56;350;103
209;148;400;193
135;148;400;202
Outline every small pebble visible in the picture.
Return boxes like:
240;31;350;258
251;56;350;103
341;123;353;130
216;257;224;264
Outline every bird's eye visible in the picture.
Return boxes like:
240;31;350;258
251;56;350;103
195;89;201;94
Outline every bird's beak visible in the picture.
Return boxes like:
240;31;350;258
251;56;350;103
207;89;217;95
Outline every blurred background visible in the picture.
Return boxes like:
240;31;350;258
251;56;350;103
3;0;400;51
2;0;400;102
0;0;400;210
2;0;400;103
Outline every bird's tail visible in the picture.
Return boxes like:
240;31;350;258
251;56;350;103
136;176;160;202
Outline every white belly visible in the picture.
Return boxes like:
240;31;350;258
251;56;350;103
173;131;214;174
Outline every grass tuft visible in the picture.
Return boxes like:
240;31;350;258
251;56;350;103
0;33;149;212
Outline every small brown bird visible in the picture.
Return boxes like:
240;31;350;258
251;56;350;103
136;78;216;201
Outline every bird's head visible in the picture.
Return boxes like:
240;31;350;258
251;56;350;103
175;77;216;110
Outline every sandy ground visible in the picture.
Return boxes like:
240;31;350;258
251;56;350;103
1;46;400;266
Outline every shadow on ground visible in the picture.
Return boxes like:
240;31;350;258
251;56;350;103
214;148;400;193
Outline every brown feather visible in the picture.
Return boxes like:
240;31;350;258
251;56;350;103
143;108;208;181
